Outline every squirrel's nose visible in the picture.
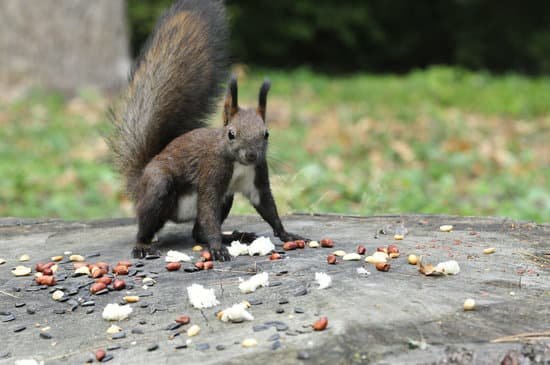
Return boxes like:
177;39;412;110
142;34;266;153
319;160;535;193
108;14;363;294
245;151;257;163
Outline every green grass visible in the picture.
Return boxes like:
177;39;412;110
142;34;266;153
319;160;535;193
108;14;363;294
0;66;548;222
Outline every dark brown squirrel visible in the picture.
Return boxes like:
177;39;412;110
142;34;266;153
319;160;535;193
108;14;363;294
107;0;307;260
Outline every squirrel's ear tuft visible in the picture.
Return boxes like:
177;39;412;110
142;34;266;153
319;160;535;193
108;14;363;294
257;78;271;122
224;75;239;125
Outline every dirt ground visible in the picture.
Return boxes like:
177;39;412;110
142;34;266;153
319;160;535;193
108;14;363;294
0;214;548;364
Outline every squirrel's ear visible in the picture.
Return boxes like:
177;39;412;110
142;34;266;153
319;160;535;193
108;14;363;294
257;78;271;122
223;76;239;125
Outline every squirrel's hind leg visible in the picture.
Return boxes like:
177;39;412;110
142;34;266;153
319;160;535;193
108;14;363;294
133;175;177;258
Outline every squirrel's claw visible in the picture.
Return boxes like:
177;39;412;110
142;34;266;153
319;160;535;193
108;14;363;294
222;230;257;244
209;244;231;262
131;245;161;259
278;231;309;243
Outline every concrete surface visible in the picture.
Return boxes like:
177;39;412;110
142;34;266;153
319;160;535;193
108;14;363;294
0;214;548;364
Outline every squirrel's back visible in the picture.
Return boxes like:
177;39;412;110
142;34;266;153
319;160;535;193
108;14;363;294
108;0;228;200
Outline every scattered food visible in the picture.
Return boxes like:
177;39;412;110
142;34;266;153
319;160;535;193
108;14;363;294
315;272;332;289
203;261;214;270
295;240;306;249
308;241;320;248
312;317;328;331
166;262;182;271
187;324;200;337
343;253;361;261
112;279;125;290
95;349;106;362
463;298;476;311
326;255;337;265
393;234;404;240
365;251;388;264
192;245;203;252
51;290;64;301
387;244;400;258
407;254;419;265
123;296;139;303
74;266;91;276
18;254;30;262
248;236;275;256
356;245;366;255
269;252;282;260
51;256;63;262
102;304;133;321
0;258;5;265
175;315;190;325
483;247;496;255
90;282;107;294
35;275;56;286
11;266;32;277
333;250;346;257
283;241;297;251
187;284;219;309
241;338;258;348
375;262;391;272
165;250;191;263
239;272;269;294
419;259;460;276
69;254;85;262
112;265;129;275
218;302;254;322
227;241;249;257
320;238;334;248
106;325;122;334
356;267;370;275
439;225;453;232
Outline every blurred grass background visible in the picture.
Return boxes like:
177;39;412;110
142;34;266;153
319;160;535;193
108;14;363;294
1;66;548;222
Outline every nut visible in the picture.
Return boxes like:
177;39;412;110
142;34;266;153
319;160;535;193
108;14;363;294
333;250;346;257
69;254;85;262
194;261;205;270
343;253;361;261
112;265;129;275
439;225;453;232
166;262;182;271
308;241;320;248
19;254;30;262
376;246;387;253
407;254;419;265
200;251;212;262
187;324;200;337
356;245;366;255
365;251;388;264
91;267;107;279
123;295;139;303
283;241;297;251
203;261;214;270
295;240;305;249
241;338;258;348
312;316;328;331
117;260;133;267
320;238;334;248
72;262;88;269
327;255;337;265
51;255;63;262
95;262;110;271
270;253;282;260
95;349;106;362
11;266;32;276
97;276;113;285
90;282;106;294
387;245;400;258
74;266;91;276
112;279;126;290
42;267;54;276
463;298;476;311
375;262;390;272
52;290;64;301
393;234;404;240
483;247;496;255
175;315;190;324
35;262;55;272
192;245;203;252
35;275;56;286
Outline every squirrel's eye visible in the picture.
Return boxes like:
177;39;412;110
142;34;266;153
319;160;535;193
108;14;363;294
264;131;269;140
228;129;236;140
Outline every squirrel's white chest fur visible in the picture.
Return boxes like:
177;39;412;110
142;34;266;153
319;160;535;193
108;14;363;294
176;163;259;222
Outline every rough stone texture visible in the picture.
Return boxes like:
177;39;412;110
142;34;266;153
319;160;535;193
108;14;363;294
0;0;130;94
0;214;548;364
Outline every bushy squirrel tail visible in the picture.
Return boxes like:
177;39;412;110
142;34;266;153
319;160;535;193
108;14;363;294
107;0;228;201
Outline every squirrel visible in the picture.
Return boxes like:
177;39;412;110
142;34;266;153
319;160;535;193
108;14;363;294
107;0;307;260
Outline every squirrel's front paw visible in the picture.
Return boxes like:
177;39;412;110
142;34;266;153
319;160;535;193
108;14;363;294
131;245;161;259
209;244;231;262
